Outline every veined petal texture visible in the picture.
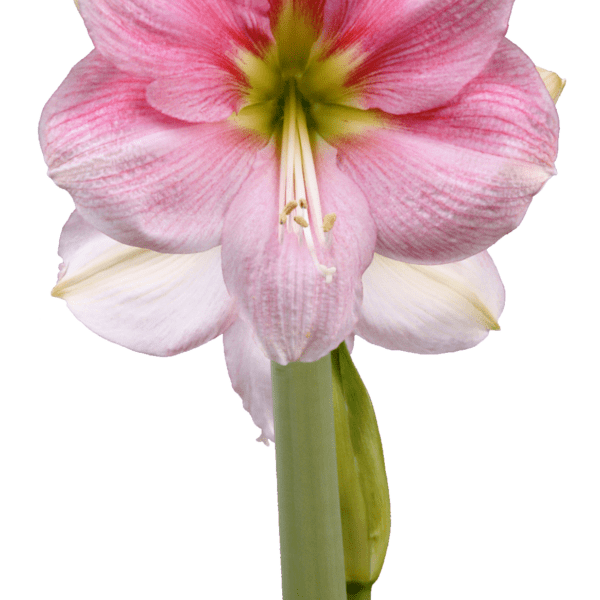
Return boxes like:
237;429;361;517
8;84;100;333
40;52;263;254
53;212;236;356
356;251;505;354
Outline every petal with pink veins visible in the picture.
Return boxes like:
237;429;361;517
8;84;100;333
223;316;356;444
79;0;272;80
221;140;376;365
339;0;514;114
52;212;236;357
336;40;559;264
40;52;264;253
357;251;505;354
145;66;245;123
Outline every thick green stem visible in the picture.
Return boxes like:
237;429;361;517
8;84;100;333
272;355;347;600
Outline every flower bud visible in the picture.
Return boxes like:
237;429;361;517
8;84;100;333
537;67;566;103
331;342;391;599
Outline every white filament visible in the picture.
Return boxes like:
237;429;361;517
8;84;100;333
277;81;336;283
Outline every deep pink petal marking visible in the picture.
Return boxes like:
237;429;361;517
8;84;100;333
79;0;273;78
336;39;559;264
40;52;264;253
221;140;376;365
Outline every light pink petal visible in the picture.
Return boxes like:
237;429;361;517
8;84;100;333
357;251;504;354
40;51;263;254
336;40;559;264
223;317;275;444
79;0;272;78
336;0;514;114
145;67;244;123
53;212;236;357
223;318;356;445
221;140;376;364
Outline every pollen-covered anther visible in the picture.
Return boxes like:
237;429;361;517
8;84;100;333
279;200;298;224
294;216;309;228
322;213;336;232
299;198;307;209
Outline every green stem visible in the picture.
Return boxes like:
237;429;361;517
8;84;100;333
272;355;347;600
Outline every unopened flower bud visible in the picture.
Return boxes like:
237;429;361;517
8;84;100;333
331;342;391;599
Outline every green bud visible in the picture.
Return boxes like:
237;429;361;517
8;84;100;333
331;342;391;599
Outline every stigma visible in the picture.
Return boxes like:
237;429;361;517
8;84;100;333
278;80;336;284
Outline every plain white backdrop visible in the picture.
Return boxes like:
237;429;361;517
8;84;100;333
1;1;598;599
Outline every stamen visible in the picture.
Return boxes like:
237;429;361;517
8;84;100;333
322;213;336;232
277;80;336;283
280;200;298;224
278;91;292;241
293;124;306;235
296;107;325;246
285;82;297;217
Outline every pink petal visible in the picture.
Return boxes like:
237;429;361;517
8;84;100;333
221;140;376;364
40;51;263;254
53;212;236;357
336;40;559;264
223;317;275;444
223;317;356;444
79;0;272;78
79;0;273;121
357;251;505;353
340;0;515;114
145;67;244;123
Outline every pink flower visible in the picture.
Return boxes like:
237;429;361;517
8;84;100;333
52;211;504;442
40;0;558;365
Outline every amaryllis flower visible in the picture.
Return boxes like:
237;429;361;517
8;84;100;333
40;0;559;365
52;211;504;442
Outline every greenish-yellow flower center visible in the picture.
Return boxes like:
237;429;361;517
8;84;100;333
230;7;382;281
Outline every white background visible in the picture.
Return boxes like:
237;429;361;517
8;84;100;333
1;1;598;599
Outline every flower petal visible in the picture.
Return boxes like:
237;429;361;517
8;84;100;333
40;51;263;253
339;0;514;114
223;317;275;444
536;67;566;104
356;251;504;353
53;212;236;357
223;317;356;445
79;0;272;121
145;67;244;123
79;0;272;78
221;140;376;364
335;39;559;264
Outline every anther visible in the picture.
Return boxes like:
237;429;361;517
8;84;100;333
294;216;309;228
279;200;299;224
299;198;307;209
323;213;337;232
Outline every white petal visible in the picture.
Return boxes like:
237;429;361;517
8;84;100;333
53;212;236;356
356;252;505;354
223;317;274;444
